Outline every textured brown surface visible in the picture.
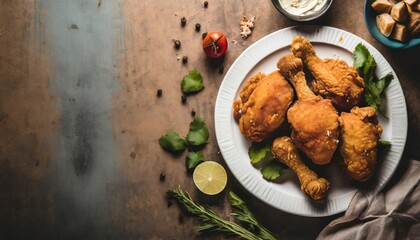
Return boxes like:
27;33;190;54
0;0;419;239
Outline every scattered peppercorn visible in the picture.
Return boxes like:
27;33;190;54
219;66;224;74
195;23;201;32
182;56;188;63
157;89;163;97
204;1;208;8
174;39;181;49
159;172;166;182
181;95;187;103
191;109;196;117
130;152;136;159
202;32;207;39
180;17;186;27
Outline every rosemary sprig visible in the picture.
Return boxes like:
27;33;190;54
167;187;263;240
228;192;278;240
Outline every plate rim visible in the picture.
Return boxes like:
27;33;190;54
214;25;408;217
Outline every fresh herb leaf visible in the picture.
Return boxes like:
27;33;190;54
186;117;209;146
379;140;391;152
353;43;370;69
181;68;205;93
261;161;284;181
376;72;394;93
186;151;204;171
159;131;186;152
366;72;394;113
167;187;262;240
363;54;377;85
379;140;391;145
228;192;278;240
248;141;274;166
353;43;393;117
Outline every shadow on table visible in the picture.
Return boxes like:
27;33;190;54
230;183;341;240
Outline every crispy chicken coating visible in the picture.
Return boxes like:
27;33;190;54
291;36;365;112
272;136;330;200
339;106;383;181
233;71;294;142
278;54;339;165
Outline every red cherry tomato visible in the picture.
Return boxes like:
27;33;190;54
202;32;228;59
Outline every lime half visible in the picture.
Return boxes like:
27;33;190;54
193;161;227;195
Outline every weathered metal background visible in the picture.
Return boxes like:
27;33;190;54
0;0;419;239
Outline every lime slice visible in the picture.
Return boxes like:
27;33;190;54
193;161;227;195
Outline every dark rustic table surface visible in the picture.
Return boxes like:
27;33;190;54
1;0;419;239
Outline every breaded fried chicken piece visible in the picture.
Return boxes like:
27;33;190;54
291;36;365;112
272;136;330;200
233;71;294;142
278;54;339;165
339;106;383;181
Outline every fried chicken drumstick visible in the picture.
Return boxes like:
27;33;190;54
233;71;294;142
272;136;330;200
291;36;365;112
339;106;383;181
277;54;339;165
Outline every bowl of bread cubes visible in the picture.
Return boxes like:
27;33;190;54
365;0;420;48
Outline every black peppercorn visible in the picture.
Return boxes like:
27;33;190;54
195;23;201;32
157;89;162;97
202;32;207;39
181;95;187;103
182;56;188;63
191;109;196;117
180;17;186;27
174;40;181;49
159;172;166;182
219;66;224;74
204;1;208;8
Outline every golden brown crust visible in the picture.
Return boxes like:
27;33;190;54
233;71;294;142
277;54;340;165
287;97;340;165
272;136;330;200
291;36;365;112
339;106;383;181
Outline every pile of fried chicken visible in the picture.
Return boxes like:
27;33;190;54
233;36;383;200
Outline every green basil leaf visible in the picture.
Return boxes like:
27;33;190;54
159;131;186;152
261;161;284;181
379;140;391;152
186;117;209;146
376;72;394;93
185;151;204;171
353;42;393;118
353;43;370;70
181;68;205;93
248;141;274;166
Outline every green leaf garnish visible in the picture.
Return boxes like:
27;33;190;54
159;131;186;152
353;43;370;69
353;43;393;117
185;151;204;171
181;68;205;93
186;117;209;146
379;140;391;152
248;141;274;166
260;161;284;181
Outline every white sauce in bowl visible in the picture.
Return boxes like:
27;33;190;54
279;0;328;16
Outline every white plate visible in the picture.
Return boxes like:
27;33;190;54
214;26;407;217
